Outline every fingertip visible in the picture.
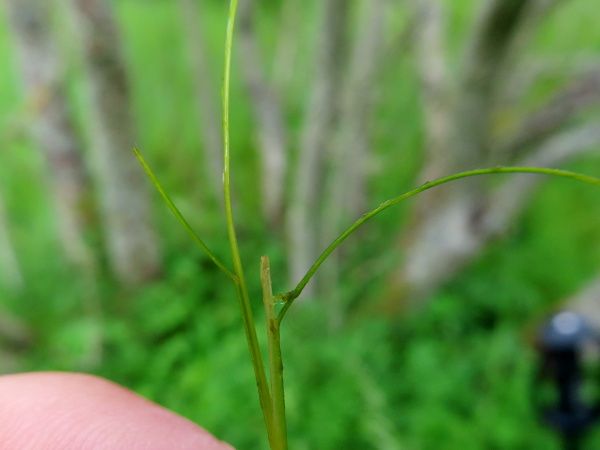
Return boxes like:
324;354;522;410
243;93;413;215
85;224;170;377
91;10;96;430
0;372;234;450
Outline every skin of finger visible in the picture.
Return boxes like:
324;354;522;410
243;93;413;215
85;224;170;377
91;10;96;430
0;372;235;450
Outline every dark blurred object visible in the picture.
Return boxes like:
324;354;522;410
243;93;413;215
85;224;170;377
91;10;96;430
537;311;600;450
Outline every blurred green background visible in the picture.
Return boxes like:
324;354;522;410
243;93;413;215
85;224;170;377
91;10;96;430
2;0;600;448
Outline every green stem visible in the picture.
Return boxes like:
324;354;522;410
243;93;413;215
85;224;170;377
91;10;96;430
222;0;274;443
261;256;288;450
278;166;600;321
133;148;236;281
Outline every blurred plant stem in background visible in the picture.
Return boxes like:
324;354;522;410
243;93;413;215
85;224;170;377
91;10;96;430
286;0;351;299
238;0;288;230
5;0;102;367
5;0;97;281
384;0;600;309
178;0;224;205
0;190;22;293
69;0;162;287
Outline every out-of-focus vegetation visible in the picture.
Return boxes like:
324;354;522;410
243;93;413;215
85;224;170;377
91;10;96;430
2;0;600;448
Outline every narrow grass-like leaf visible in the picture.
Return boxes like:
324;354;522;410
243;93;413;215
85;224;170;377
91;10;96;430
133;148;236;281
279;166;600;320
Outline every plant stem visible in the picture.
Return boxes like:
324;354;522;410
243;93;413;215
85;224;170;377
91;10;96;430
261;256;288;449
222;0;274;445
279;166;600;320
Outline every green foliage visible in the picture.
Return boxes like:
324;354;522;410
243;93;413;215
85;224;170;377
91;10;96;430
4;249;600;448
2;0;600;448
84;279;572;449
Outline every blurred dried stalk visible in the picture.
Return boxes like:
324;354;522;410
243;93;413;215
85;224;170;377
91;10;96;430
70;0;162;286
6;0;96;275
